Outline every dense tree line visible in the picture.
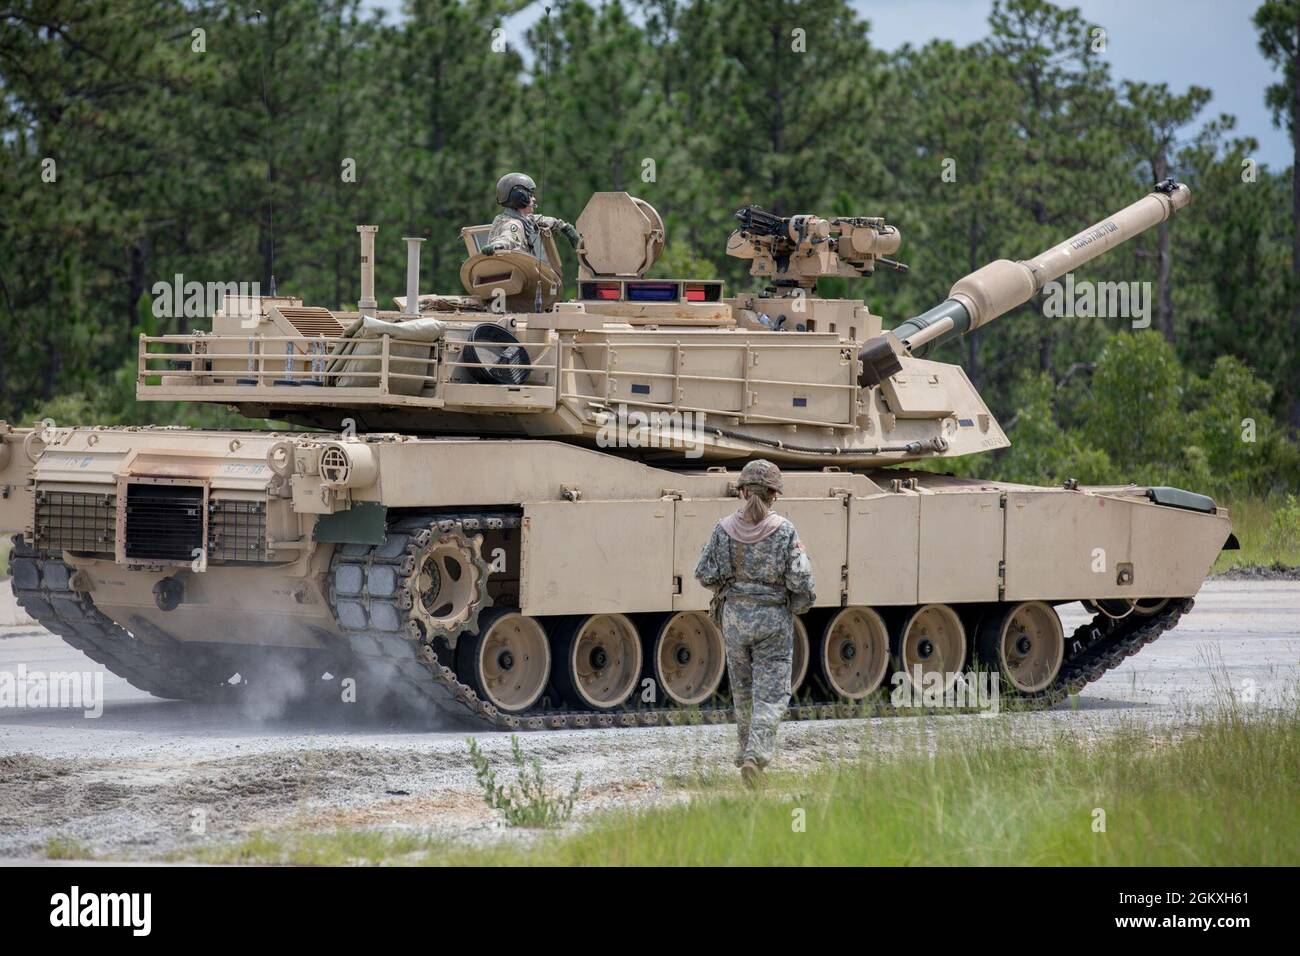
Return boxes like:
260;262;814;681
1;0;1297;494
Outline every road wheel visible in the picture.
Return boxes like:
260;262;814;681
456;608;550;713
817;606;890;700
892;603;967;693
652;611;725;706
977;601;1064;694
553;613;642;710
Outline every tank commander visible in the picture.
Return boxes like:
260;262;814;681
694;459;815;788
481;172;582;258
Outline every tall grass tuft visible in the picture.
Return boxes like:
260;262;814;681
1215;497;1300;570
178;694;1299;866
467;735;582;829
436;702;1300;866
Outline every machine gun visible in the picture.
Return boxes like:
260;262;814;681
733;204;904;290
727;204;907;291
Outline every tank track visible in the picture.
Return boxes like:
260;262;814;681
1003;600;1193;709
6;536;234;701
328;512;1196;730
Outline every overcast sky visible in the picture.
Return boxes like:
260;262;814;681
368;0;1291;170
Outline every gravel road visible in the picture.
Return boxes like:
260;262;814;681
0;579;1296;861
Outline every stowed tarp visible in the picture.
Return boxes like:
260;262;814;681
326;315;445;395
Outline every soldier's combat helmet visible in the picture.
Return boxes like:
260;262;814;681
738;459;783;494
496;172;537;209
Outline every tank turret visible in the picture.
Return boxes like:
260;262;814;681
127;184;1196;470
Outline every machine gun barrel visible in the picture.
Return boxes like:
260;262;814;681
892;180;1191;353
734;204;788;238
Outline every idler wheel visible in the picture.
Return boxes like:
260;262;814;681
1131;597;1172;617
553;613;642;710
651;611;725;706
892;603;967;693
1093;598;1136;620
976;601;1064;694
456;608;550;713
817;606;890;700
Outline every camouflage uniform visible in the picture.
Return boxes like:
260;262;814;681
483;209;575;260
694;514;815;768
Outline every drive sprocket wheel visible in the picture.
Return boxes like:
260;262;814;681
404;524;491;642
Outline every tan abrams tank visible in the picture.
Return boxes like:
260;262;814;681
0;183;1236;728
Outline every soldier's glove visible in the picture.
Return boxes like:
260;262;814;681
561;224;581;248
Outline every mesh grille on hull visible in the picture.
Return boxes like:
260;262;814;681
208;499;267;562
123;484;205;562
35;491;116;553
34;488;268;563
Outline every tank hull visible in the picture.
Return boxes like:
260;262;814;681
2;427;1231;727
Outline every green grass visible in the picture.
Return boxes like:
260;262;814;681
0;536;10;578
196;703;1300;867
44;835;92;860
188;829;438;866
1214;496;1300;571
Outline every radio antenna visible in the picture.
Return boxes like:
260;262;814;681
255;8;276;295
540;5;552;207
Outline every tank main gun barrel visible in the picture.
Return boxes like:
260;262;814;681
858;180;1191;384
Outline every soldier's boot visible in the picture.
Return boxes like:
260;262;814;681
740;759;761;790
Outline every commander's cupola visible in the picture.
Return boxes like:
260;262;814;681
539;192;728;329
